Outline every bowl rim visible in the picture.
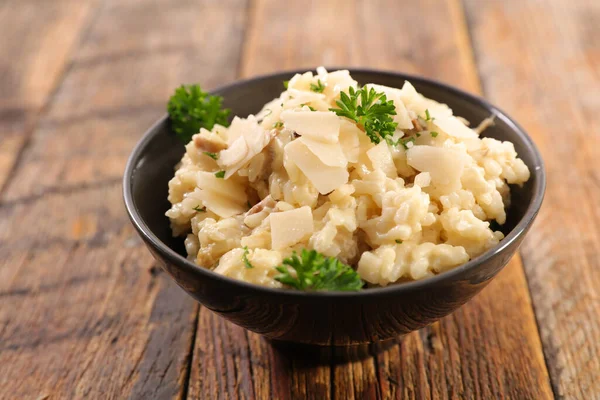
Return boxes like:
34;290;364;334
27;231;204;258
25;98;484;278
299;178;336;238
123;67;546;298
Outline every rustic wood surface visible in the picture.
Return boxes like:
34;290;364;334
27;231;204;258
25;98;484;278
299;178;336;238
0;0;597;399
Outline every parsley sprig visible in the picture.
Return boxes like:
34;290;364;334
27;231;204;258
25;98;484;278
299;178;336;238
329;87;398;144
167;84;230;143
310;79;325;93
274;249;364;291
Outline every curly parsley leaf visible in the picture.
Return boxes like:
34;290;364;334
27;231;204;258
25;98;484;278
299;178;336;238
329;86;398;144
310;79;325;93
274;249;364;291
167;84;231;143
242;246;254;269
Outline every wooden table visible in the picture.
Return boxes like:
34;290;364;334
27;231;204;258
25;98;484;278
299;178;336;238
0;0;598;398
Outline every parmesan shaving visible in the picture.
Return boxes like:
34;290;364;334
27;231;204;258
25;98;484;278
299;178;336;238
280;110;340;143
300;137;347;167
285;139;349;194
270;206;314;249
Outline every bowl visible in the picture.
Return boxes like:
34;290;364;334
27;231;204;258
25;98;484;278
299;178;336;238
123;68;545;346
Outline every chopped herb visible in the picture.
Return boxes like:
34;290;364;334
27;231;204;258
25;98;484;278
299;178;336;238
283;80;289;89
430;131;439;137
301;104;316;111
424;109;434;122
274;249;364;291
416;133;421;137
214;170;226;178
203;151;219;160
247;201;252;209
273;121;284;129
167;84;230;143
395;239;403;244
329;86;398;144
310;79;325;93
384;136;401;146
400;136;416;149
193;205;206;212
242;246;254;269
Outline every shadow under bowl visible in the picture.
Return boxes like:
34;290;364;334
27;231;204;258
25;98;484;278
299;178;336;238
123;68;545;346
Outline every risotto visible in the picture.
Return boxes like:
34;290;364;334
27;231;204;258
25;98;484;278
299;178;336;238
165;68;530;289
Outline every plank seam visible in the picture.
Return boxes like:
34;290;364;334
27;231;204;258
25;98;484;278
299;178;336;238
0;176;122;209
243;329;257;399
459;1;557;398
516;250;561;400
0;0;107;200
181;304;200;400
236;0;257;79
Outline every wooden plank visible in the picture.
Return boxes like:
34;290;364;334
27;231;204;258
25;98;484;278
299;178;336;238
463;0;600;398
187;0;554;398
0;0;97;191
0;0;249;398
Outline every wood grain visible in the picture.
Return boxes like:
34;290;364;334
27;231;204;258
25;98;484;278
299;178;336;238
1;0;594;398
0;0;248;398
0;0;97;191
187;0;553;399
464;0;600;398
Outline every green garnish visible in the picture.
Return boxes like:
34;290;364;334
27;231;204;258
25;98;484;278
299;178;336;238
274;249;364;291
400;137;416;149
203;151;219;160
242;246;254;269
214;170;225;178
247;201;252;209
424;109;434;121
193;205;206;212
395;239;403;244
301;104;316;111
273;121;284;129
310;79;325;93
167;84;230;143
283;80;289;89
329;86;398;144
430;131;439;137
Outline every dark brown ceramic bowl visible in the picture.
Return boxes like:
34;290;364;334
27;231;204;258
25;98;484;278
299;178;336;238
123;68;545;346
